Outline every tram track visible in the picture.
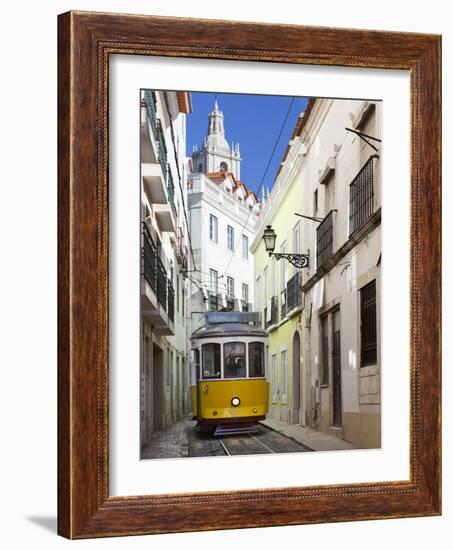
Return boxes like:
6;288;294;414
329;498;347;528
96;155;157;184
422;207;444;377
218;429;282;456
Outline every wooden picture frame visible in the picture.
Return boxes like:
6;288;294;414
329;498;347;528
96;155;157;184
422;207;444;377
58;11;441;538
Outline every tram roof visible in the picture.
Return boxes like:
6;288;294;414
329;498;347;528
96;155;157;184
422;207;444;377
191;322;268;340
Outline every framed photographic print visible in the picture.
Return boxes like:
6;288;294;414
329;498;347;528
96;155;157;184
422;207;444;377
58;11;441;538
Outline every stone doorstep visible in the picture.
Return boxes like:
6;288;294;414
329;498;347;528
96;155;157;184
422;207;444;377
259;418;357;452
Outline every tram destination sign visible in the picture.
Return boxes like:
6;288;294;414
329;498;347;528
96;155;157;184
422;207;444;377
206;311;260;326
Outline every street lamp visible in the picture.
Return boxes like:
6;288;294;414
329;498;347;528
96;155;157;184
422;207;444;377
262;225;277;254
262;224;310;269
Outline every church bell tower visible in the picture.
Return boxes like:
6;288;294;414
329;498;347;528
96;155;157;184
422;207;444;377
192;100;242;179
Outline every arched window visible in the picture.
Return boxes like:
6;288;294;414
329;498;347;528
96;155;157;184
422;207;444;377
220;161;228;172
198;163;203;173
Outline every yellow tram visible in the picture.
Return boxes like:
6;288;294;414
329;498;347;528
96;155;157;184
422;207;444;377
190;312;269;435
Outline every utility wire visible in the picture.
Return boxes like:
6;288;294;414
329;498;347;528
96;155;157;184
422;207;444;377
219;97;296;279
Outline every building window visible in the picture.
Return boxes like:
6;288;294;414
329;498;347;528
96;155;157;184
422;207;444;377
281;349;287;403
256;276;261;317
227;225;234;251
292;222;301;275
241;283;249;311
223;342;246;378
263;266;268;307
360;279;377;366
271;354;278;401
201;343;221;379
176;275;180;313
321;315;329;386
249;342;265;378
242;235;249;259
280;241;287;292
226;276;235;310
313;189;318;216
220;161;228;172
182;287;185;318
209;214;218;242
209;269;218;311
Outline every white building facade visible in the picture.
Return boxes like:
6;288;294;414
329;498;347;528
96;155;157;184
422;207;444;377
188;101;261;333
140;89;193;451
299;98;382;448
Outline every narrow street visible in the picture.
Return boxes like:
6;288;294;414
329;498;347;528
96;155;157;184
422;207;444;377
141;416;312;459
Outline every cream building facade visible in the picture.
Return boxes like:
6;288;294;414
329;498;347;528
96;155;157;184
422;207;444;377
140;90;193;451
300;98;382;448
253;98;382;448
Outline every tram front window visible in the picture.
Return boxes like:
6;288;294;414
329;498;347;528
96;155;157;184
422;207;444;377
249;341;265;377
223;342;246;378
201;343;221;379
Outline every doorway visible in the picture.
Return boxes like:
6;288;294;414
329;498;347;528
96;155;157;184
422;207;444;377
152;344;164;432
292;330;301;424
332;308;342;427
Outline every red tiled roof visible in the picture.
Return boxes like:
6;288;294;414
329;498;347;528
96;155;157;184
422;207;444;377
176;91;192;114
206;171;259;203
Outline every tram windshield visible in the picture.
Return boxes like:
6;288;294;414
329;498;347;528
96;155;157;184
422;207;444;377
248;341;265;377
201;343;221;379
223;342;246;378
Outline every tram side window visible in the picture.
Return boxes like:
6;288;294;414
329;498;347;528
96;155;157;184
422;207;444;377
223;342;246;378
201;343;221;379
249;342;265;377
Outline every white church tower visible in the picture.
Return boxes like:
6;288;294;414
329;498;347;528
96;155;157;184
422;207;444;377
188;99;261;333
192;100;242;179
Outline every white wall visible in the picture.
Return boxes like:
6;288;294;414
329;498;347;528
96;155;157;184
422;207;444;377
0;1;450;549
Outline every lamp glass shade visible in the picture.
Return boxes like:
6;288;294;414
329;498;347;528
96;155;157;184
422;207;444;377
263;225;276;253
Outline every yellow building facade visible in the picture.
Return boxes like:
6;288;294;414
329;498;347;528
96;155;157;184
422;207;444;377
251;122;307;424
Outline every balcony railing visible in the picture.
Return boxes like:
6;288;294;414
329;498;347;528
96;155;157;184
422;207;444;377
209;292;218;311
280;289;287;319
317;210;334;269
167;280;175;323
156;254;167;309
143;90;158;136
142;223;157;292
167;166;176;215
142;222;175;323
155;119;168;180
266;296;278;328
349;156;375;235
226;297;235;311
287;271;303;312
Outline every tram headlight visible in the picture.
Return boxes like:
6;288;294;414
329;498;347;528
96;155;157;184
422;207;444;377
231;397;240;407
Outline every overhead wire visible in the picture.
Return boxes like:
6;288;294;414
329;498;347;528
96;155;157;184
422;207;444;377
219;96;296;280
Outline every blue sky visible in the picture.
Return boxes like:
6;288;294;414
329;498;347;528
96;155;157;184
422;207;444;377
186;92;309;195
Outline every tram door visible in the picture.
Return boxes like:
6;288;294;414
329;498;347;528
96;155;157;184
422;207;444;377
332;308;342;427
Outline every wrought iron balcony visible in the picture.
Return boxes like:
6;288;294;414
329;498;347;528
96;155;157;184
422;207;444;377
265;296;278;328
167;166;176;215
143;90;158;136
156;254;167;310
142;223;157;291
209;292;218;311
286;271;303;312
349;156;375;235
280;289;287;319
226;296;235;311
317;210;334;269
155;119;168;180
167;280;175;323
